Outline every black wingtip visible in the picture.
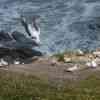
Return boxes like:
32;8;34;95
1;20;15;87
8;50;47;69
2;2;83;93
20;16;26;25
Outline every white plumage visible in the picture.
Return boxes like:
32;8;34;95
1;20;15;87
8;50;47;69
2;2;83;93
91;61;97;68
86;62;91;67
0;16;41;48
86;60;97;68
28;24;40;44
67;65;78;72
14;61;20;65
0;59;8;66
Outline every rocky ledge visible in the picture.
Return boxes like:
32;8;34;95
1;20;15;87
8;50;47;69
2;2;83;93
0;47;42;66
50;48;100;72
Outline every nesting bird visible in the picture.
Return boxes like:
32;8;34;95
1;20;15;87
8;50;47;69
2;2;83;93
0;58;8;66
86;60;97;68
66;64;78;72
14;60;20;65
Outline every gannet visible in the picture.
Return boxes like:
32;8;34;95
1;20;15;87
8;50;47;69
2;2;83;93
21;16;40;45
0;58;8;66
0;16;41;49
67;64;78;72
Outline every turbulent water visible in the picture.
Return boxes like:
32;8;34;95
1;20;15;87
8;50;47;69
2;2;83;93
0;0;100;54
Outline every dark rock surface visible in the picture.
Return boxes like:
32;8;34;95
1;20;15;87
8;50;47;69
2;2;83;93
0;47;43;64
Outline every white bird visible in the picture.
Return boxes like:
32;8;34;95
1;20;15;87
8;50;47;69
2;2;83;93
0;59;8;66
0;16;41;48
28;24;40;44
14;61;20;65
77;49;84;56
86;62;91;67
91;60;97;68
86;60;97;68
22;62;24;64
67;64;78;72
21;16;41;46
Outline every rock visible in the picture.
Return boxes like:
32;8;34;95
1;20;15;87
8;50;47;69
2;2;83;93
94;58;100;65
86;60;98;68
51;58;58;66
64;57;72;63
0;47;43;64
31;56;39;61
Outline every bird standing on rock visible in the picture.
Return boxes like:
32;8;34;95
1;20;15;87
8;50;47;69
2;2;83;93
0;15;41;65
66;64;78;72
0;58;8;66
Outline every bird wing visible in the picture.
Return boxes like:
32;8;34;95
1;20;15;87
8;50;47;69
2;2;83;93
0;31;13;41
20;17;32;37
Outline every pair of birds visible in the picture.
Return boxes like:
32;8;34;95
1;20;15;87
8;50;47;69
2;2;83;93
0;58;21;66
0;16;40;48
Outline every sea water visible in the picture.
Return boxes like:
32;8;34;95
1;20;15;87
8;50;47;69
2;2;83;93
0;0;100;54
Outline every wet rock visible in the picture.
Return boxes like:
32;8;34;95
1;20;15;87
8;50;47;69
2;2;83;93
25;56;39;64
32;56;39;61
0;47;43;64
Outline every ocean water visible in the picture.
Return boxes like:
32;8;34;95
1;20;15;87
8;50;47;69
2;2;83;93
0;0;100;54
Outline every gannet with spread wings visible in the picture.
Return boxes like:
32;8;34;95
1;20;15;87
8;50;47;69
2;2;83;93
0;16;41;48
20;16;40;44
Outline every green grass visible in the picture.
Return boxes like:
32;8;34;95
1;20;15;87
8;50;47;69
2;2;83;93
53;50;75;62
0;70;100;100
54;53;65;62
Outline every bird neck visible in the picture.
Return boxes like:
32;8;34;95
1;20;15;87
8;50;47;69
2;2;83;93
32;22;39;31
